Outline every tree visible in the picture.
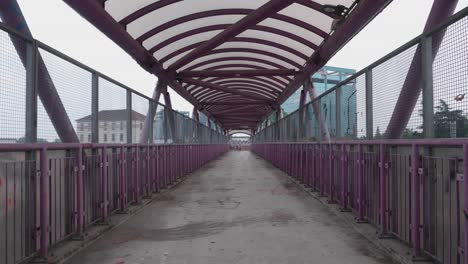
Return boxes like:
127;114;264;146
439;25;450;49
432;99;468;138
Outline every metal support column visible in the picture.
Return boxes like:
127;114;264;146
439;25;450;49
365;70;373;139
336;86;342;139
140;81;163;143
126;90;132;143
421;36;434;138
91;72;99;143
25;41;38;143
306;79;330;142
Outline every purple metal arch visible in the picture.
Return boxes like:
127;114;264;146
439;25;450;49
149;23;317;60
197;87;277;102
119;0;183;26
200;100;269;106
194;86;277;103
160;37;308;65
188;75;289;91
186;76;286;92
187;81;281;100
136;8;327;43
184;56;288;71
199;79;282;93
191;84;278;100
182;78;273;101
179;69;297;78
183;47;303;70
203;80;281;93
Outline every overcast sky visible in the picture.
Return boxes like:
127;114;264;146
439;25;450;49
15;0;468;114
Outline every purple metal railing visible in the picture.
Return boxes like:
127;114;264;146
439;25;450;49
0;143;228;264
252;140;468;264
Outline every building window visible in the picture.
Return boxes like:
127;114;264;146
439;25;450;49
111;122;116;131
103;122;108;131
120;133;124;142
79;123;84;131
120;121;124;130
88;134;91;142
112;134;115;142
104;134;107;142
140;122;143;130
80;134;84;141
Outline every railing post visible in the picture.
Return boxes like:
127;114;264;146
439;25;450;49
463;143;468;264
379;144;391;238
127;90;132;143
411;144;423;259
357;144;366;223
134;147;140;204
75;146;85;238
101;146;109;223
119;146;126;212
319;144;325;197
25;41;38;143
340;144;350;211
145;145;151;197
39;147;48;259
328;144;336;203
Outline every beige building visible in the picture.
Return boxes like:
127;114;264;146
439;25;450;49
76;109;146;143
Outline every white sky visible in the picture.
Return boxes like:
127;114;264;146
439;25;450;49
15;0;468;114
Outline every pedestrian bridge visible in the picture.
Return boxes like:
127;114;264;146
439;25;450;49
0;0;467;263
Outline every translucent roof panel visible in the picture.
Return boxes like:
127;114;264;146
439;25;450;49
65;0;385;130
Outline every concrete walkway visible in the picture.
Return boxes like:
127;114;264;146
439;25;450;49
66;151;395;264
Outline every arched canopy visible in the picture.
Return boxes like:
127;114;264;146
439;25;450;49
65;0;390;130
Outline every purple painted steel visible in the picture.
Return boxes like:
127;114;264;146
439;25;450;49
379;144;388;236
119;0;182;26
464;144;468;264
160;37;308;64
184;56;288;71
39;147;48;259
183;78;272;101
385;0;458;139
102;146;108;222
167;0;297;71
76;146;84;236
179;69;299;78
276;0;391;106
0;0;79;143
411;144;422;258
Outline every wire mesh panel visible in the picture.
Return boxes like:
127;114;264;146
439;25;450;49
98;78;127;144
37;48;92;143
372;43;420;139
431;16;468;139
131;93;149;144
0;30;27;144
321;91;337;139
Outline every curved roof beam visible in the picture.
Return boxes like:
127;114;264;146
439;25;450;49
149;24;317;58
119;0;182;26
184;56;287;71
198;88;276;103
189;75;287;91
193;84;277;101
186;77;284;94
197;64;293;83
136;8;328;43
182;68;292;84
193;84;278;100
182;77;273;101
184;47;303;69
160;37;308;65
210;79;282;92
